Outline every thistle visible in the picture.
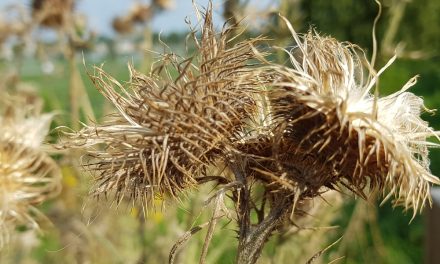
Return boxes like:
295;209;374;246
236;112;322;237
112;16;135;35
249;24;440;215
32;0;74;28
112;3;151;35
152;0;174;11
0;96;61;248
0;5;32;60
62;5;439;264
111;1;173;35
63;7;264;209
129;3;153;24
230;21;439;263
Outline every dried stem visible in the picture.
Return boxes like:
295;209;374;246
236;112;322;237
169;222;210;264
67;46;96;129
67;48;80;130
140;25;153;73
230;160;289;264
236;198;289;264
199;192;225;264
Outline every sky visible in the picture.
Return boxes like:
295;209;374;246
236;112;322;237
0;0;274;35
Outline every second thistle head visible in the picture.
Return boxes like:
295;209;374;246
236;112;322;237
247;24;440;215
0;96;61;248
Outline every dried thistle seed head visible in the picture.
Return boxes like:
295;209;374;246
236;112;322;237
62;8;264;209
112;3;152;34
129;3;153;23
0;5;31;50
32;0;74;28
112;16;134;34
251;26;439;214
0;98;61;248
152;0;174;10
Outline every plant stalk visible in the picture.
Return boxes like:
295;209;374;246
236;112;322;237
230;161;288;264
236;203;287;264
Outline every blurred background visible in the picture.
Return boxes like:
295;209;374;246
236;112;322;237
0;0;439;263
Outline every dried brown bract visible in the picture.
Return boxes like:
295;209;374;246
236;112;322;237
0;96;61;248
63;8;266;209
